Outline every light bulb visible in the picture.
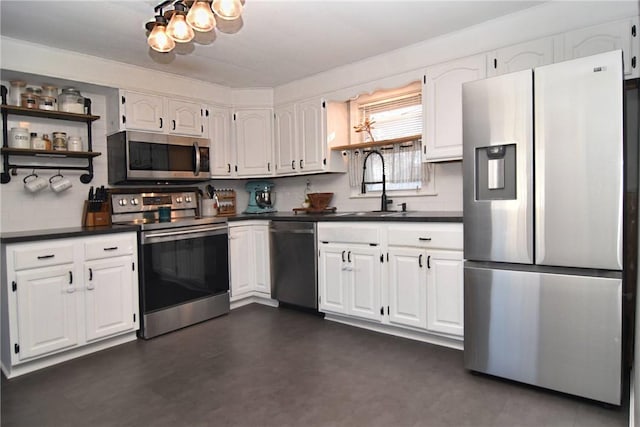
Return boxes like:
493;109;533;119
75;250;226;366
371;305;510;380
212;0;243;21
148;23;176;53
166;12;195;43
187;0;216;32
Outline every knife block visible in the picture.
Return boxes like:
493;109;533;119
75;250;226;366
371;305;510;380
82;200;111;227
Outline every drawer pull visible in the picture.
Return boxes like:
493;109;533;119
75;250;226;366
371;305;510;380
418;237;432;241
103;247;119;251
37;254;55;260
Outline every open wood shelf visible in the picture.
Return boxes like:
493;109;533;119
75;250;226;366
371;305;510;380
331;134;422;151
1;147;101;159
1;104;100;123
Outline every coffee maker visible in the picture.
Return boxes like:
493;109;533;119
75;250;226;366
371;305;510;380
244;181;276;213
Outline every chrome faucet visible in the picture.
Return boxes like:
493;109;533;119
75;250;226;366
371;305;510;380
361;149;390;211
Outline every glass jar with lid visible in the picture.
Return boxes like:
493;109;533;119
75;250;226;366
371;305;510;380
58;88;85;114
21;87;39;109
8;80;26;106
40;85;58;110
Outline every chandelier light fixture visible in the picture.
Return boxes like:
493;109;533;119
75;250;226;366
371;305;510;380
146;0;244;53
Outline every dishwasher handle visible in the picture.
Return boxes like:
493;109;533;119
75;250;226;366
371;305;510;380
270;229;315;235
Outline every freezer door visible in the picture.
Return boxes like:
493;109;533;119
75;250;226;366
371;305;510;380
464;264;622;405
534;50;623;270
463;70;533;263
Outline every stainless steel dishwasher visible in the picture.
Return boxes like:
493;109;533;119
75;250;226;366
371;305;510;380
270;221;318;310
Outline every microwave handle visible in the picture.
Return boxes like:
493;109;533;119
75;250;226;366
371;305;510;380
194;141;201;176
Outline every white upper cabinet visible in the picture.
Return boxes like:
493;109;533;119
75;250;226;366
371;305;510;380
488;36;557;77
274;104;297;174
120;91;164;132
118;90;204;136
296;98;326;173
234;109;274;177
167;99;204;136
422;53;487;162
560;17;638;78
208;106;234;177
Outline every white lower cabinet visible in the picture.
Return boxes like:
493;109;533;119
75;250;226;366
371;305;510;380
318;222;464;346
387;247;427;329
425;250;464;336
2;232;139;378
15;264;79;360
229;221;272;304
319;243;382;322
84;257;135;342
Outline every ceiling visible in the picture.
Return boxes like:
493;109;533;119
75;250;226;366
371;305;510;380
0;1;544;88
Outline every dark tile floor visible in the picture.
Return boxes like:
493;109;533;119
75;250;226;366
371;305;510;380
1;304;628;427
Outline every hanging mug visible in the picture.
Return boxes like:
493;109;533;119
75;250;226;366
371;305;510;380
49;173;73;193
24;173;48;193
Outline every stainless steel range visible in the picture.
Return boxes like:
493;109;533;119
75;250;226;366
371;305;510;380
110;187;230;339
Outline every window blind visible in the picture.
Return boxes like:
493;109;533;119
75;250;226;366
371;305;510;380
358;92;422;142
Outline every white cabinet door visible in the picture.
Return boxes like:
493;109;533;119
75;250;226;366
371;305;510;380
562;18;638;78
234;109;274;176
208;106;233;177
167;99;203;136
253;226;271;295
426;250;464;337
347;246;382;322
388;247;427;329
488;37;556;77
274;104;297;175
318;244;349;315
423;54;486;162
84;257;135;342
229;227;253;298
296;98;326;173
15;265;79;360
122;91;164;132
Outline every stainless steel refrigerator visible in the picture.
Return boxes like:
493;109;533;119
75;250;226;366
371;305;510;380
462;50;629;405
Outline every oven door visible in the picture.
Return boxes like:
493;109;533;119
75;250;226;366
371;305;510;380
140;224;229;314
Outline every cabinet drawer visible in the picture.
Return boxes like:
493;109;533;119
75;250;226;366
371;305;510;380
84;235;135;260
388;224;463;250
318;223;381;245
13;244;74;271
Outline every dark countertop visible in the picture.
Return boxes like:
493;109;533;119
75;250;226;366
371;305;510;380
229;211;463;223
1;224;140;244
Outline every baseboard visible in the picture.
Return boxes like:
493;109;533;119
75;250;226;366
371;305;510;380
323;313;464;351
230;293;279;310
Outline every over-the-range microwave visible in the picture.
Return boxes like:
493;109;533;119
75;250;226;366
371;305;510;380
107;130;211;184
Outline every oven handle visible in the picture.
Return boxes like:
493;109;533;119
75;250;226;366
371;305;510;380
142;225;227;244
194;142;201;176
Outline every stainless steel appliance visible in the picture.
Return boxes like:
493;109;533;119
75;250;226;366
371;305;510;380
463;51;632;405
270;221;318;310
107;131;211;184
110;187;229;339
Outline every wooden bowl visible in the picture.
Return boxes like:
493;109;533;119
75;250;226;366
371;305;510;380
307;192;334;209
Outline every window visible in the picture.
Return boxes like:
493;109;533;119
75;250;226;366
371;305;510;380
347;82;434;196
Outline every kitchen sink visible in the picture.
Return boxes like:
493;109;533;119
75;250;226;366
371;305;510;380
333;210;400;217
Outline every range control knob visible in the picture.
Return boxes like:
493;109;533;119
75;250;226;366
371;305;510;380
176;197;183;203
118;199;127;206
185;196;192;203
130;198;139;206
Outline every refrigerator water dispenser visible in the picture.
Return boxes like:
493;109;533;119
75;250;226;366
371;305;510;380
475;144;516;200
